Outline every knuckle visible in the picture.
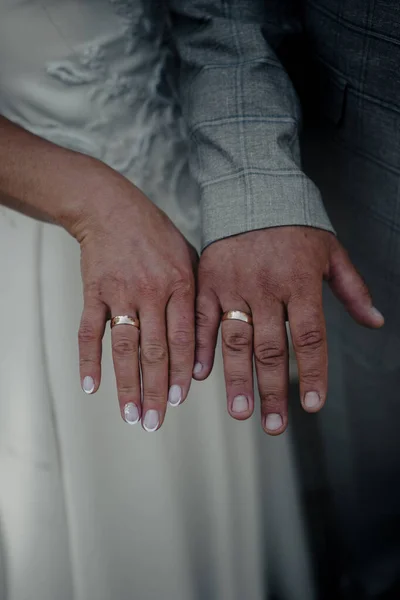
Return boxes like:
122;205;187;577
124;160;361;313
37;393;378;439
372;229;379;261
169;364;187;377
226;371;249;388
196;308;213;329
172;276;195;298
290;270;314;293
169;328;193;350
261;393;284;413
292;270;314;284
143;389;165;406
136;277;163;301
195;336;211;351
83;280;100;297
300;368;323;385
112;337;137;358
289;277;319;304
117;384;136;397
254;342;286;368
144;286;162;301
222;329;251;353
104;272;129;296
78;321;99;345
296;329;324;353
141;342;167;365
79;356;97;368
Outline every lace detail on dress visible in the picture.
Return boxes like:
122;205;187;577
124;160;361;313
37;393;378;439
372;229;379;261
44;0;200;244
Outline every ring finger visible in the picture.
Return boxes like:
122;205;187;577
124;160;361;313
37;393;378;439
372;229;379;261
221;303;254;420
111;310;141;425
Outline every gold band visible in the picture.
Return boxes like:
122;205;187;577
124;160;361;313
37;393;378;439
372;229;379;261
110;315;140;330
222;310;253;326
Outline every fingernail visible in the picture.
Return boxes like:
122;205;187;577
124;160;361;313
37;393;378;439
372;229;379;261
265;413;283;431
232;395;249;413
370;306;385;325
168;385;182;407
193;362;203;376
304;391;320;409
124;402;139;425
143;409;159;432
82;376;95;394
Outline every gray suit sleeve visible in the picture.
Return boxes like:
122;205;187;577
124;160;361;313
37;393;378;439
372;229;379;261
167;0;335;250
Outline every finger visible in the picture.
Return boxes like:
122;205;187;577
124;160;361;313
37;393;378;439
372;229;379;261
253;302;289;435
110;310;141;425
221;303;254;421
140;306;169;432
166;286;195;408
328;244;384;328
194;289;220;380
287;290;327;413
78;300;107;395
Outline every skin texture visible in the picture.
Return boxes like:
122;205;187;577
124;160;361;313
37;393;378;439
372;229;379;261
75;175;198;430
0;117;197;431
0;117;383;434
194;227;384;435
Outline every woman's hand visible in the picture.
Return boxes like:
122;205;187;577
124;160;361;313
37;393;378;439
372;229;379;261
0;117;197;430
69;163;198;431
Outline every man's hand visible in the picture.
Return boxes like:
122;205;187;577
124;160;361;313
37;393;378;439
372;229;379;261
194;227;384;435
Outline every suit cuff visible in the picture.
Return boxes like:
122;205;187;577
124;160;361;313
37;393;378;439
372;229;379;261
200;171;335;250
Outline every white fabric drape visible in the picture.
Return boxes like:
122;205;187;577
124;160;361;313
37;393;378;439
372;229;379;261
0;210;313;600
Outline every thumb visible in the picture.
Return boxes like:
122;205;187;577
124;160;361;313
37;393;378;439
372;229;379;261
328;242;384;328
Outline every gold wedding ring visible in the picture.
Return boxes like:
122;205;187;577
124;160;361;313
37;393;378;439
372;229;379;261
222;310;253;326
110;315;140;330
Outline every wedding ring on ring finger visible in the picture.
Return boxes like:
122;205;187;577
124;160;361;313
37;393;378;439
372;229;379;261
221;308;254;418
222;310;253;326
110;313;141;426
110;315;140;331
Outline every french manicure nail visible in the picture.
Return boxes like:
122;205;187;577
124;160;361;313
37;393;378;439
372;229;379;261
265;413;283;431
232;395;249;413
124;403;139;425
193;362;203;376
304;391;320;409
168;385;182;407
82;376;95;394
143;409;159;432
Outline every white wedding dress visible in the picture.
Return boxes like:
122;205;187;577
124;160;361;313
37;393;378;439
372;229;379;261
0;2;313;599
